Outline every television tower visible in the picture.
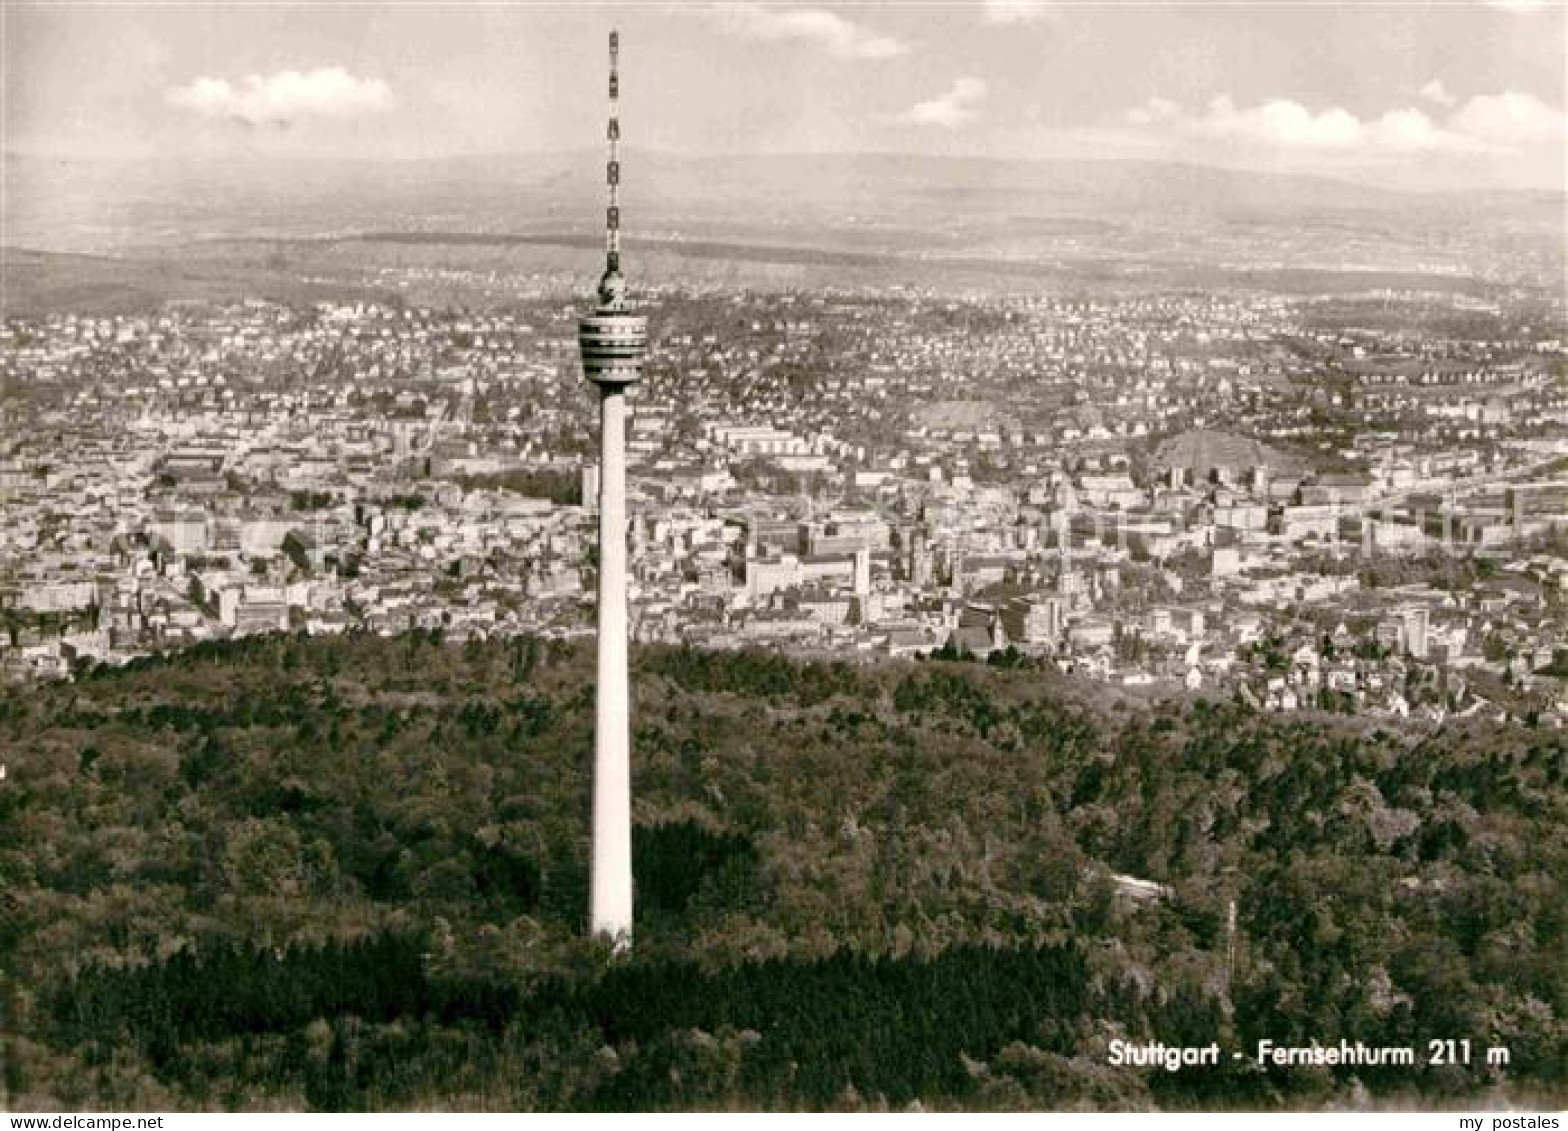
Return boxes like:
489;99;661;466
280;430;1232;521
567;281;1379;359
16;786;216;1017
578;29;646;948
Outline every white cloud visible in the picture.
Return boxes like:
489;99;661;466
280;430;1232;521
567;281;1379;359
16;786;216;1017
166;67;393;125
890;77;988;129
1202;96;1364;148
1118;90;1563;157
981;0;1055;25
1449;89;1566;144
712;3;908;60
1419;79;1457;108
1367;108;1448;151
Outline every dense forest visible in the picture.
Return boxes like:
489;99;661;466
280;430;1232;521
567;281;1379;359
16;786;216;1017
0;633;1563;1110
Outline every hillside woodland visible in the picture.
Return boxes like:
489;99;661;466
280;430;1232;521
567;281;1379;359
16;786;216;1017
0;633;1562;1110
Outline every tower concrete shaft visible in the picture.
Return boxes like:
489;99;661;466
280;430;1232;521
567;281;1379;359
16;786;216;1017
590;383;633;944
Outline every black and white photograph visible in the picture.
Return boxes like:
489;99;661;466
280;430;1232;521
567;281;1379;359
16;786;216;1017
1;0;1565;1117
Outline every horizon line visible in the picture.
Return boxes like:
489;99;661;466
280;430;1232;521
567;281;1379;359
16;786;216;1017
4;147;1563;197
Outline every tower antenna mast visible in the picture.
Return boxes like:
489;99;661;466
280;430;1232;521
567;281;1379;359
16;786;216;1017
600;30;627;308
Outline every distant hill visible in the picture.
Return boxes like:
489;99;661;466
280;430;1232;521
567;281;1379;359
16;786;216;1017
4;150;1562;291
9;148;1561;221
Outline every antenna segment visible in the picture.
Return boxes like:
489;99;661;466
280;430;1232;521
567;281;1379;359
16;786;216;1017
595;29;629;310
606;30;621;279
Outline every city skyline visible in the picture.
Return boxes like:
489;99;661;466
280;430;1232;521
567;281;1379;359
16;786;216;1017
4;2;1565;191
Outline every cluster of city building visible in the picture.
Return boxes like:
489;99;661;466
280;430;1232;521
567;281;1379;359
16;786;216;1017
3;287;1565;723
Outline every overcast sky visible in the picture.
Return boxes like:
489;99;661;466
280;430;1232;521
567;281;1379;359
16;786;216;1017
5;1;1565;190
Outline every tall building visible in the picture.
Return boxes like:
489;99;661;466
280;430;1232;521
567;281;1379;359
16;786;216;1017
852;546;871;598
1401;605;1430;662
577;30;648;948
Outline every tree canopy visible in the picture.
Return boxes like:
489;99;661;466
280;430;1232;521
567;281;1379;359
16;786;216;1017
1;633;1562;1110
